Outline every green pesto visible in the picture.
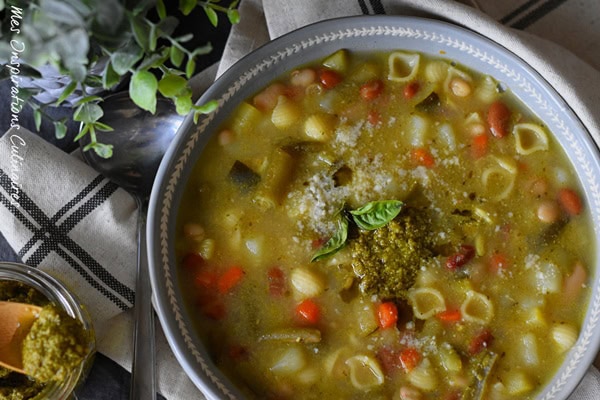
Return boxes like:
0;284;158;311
350;208;433;299
22;305;88;383
0;280;88;399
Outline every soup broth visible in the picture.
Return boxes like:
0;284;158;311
176;49;593;399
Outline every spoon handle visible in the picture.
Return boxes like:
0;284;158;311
130;204;157;400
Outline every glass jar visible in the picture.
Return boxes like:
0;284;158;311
0;261;96;399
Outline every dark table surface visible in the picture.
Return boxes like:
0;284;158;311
0;4;233;398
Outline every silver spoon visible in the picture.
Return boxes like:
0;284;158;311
80;92;184;400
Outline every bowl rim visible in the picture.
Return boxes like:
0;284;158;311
148;14;600;400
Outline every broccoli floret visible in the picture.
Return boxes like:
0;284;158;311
350;208;433;299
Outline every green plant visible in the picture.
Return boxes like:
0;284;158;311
0;0;239;158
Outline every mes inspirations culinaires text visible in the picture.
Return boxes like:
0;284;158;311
6;5;27;208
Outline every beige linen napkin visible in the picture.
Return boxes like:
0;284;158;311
2;0;600;399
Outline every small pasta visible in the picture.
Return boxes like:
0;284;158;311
437;123;456;152
460;290;494;324
345;354;385;390
290;267;326;299
408;358;437;392
438;343;462;373
408;288;446;319
388;52;420;82
513;123;549;155
551;323;579;354
475;75;499;103
520;333;539;366
271;95;301;129
423;60;448;84
255;148;296;208
480;156;518;200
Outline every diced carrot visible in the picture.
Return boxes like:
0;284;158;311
436;309;462;322
267;267;287;297
182;252;204;269
377;302;398;329
399;347;421;372
471;133;488;159
360;79;384;101
557;188;583;216
489;253;509;273
367;110;381;125
194;270;219;289
403;82;420;99
218;266;245;294
411;148;435;168
319;69;342;89
468;329;494;355
295;299;321;325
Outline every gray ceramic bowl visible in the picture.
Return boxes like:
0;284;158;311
148;15;600;399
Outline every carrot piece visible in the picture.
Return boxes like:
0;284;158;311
436;309;461;322
403;82;420;99
367;110;381;125
399;347;421;372
471;133;488;158
558;188;583;216
360;79;384;101
319;69;342;89
295;299;321;325
489;253;509;273
411;148;435;168
218;266;245;294
377;302;398;329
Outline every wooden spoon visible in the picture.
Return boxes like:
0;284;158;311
0;301;41;374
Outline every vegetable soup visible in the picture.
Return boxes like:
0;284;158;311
176;49;593;399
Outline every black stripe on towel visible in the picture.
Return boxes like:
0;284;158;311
499;0;543;24
358;0;369;14
0;168;133;309
509;0;569;29
369;0;386;14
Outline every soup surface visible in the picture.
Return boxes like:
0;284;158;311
176;49;593;399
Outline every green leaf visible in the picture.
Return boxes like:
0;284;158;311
137;47;170;70
169;46;185;68
73;103;104;124
0;0;5;11
54;121;68;139
174;94;192;115
193;99;219;114
311;215;349;262
111;41;143;75
94;121;114;132
75;95;103;106
179;0;196;15
102;61;121;89
158;73;188;98
92;142;114;159
55;81;77;106
156;0;167;19
203;6;219;27
175;33;194;43
33;109;42;131
130;70;158;114
74;123;90;142
227;8;240;24
185;58;196;79
132;0;155;16
130;16;151;51
350;200;404;230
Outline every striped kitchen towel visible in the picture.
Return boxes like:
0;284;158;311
1;0;600;399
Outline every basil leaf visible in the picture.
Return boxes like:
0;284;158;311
311;214;349;262
350;200;404;230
